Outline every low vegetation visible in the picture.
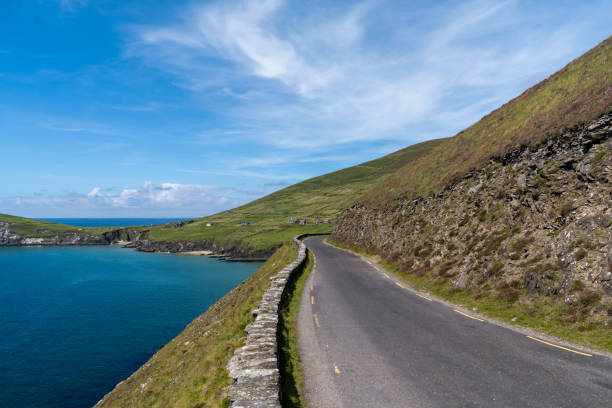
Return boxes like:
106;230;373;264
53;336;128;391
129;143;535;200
96;244;296;408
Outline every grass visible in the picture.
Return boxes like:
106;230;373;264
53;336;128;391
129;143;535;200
278;250;314;408
0;213;112;237
141;138;445;252
96;243;297;408
360;35;612;207
329;238;612;353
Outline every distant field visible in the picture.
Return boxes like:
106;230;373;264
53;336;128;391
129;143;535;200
144;138;445;251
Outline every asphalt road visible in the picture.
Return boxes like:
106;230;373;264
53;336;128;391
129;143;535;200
297;236;612;408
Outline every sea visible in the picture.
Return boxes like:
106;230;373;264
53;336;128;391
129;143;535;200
0;219;262;408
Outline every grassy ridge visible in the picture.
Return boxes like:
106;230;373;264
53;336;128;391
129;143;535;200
96;243;297;408
361;35;612;206
144;138;445;251
0;213;111;237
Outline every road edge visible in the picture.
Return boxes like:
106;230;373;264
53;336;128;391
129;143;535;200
323;237;612;360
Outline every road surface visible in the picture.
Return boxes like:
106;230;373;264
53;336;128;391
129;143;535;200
297;236;612;408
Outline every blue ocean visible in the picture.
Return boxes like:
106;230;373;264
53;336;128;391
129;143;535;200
0;230;262;408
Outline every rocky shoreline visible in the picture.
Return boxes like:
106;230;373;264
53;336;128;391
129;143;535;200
0;222;274;261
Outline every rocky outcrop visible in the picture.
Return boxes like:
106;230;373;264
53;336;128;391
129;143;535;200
226;236;307;407
333;113;611;326
0;222;111;246
131;239;277;260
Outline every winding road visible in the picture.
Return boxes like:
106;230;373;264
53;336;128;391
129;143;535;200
298;236;612;408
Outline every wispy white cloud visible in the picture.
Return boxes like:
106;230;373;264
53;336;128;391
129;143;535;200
53;0;87;13
127;0;595;151
110;101;171;112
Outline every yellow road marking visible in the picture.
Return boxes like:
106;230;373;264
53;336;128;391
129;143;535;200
395;282;405;288
313;313;320;328
526;336;592;357
333;364;341;374
453;309;484;322
383;273;391;279
310;284;314;291
415;293;433;301
311;296;315;305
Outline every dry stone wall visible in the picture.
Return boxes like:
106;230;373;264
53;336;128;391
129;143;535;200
226;236;307;408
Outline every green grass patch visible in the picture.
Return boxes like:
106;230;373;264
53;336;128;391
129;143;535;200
328;238;612;353
278;250;314;407
0;213;113;237
360;35;612;207
97;244;297;408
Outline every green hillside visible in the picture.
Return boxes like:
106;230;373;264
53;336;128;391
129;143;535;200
1;138;443;252
361;35;612;206
0;213;111;237
143;138;445;251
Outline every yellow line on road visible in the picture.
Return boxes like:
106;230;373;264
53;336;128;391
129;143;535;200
310;284;314;291
333;364;341;374
384;273;391;279
313;313;320;328
311;296;315;305
395;281;405;288
526;336;592;357
453;309;484;322
415;293;433;301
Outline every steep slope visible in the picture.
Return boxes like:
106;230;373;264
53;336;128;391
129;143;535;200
332;36;612;348
363;35;612;206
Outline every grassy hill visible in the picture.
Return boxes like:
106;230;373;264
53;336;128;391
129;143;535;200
0;213;112;237
1;138;443;252
360;35;612;206
141;138;444;251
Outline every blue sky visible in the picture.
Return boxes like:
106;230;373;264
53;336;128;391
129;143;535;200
1;0;611;217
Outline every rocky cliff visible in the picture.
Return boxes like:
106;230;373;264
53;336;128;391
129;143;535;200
131;238;276;260
0;221;112;246
333;113;611;326
0;221;272;259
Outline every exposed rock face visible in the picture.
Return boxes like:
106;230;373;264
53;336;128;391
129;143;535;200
0;222;273;260
131;239;276;260
226;236;307;408
0;222;111;246
333;113;611;325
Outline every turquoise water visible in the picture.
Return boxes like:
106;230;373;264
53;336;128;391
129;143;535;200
0;246;261;408
37;218;192;227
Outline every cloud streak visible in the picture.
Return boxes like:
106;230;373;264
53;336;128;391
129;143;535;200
129;0;596;150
